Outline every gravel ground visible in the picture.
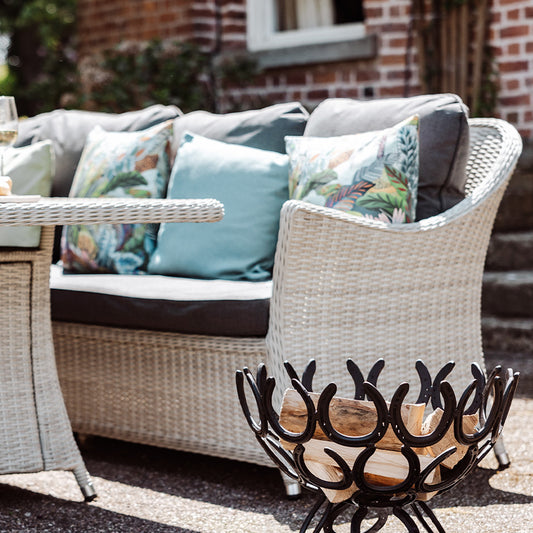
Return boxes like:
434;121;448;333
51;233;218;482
0;354;531;533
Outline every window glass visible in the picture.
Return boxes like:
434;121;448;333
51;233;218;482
247;0;366;52
275;0;364;32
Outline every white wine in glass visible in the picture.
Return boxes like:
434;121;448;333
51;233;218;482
0;96;18;178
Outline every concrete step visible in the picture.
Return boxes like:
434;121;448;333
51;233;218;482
483;348;533;398
482;270;533;318
493;141;533;232
486;231;533;271
482;315;533;355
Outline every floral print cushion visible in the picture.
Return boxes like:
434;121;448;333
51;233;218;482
286;115;419;223
61;121;173;274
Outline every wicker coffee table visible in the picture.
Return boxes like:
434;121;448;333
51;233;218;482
0;197;223;501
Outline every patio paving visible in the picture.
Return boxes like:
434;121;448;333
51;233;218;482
0;351;531;533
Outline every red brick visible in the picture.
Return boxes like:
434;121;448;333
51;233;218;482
313;70;337;84
379;23;409;33
526;6;533;17
307;89;330;100
500;94;531;106
356;70;380;83
507;43;521;55
381;54;406;66
526;41;533;53
222;23;246;33
334;87;361;98
507;8;521;20
193;22;216;33
285;71;307;85
500;25;529;39
505;112;519;123
379;85;405;97
499;60;529;72
506;79;520;90
364;7;384;19
387;70;407;81
388;37;409;48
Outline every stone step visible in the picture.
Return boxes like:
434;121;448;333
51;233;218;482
483;348;533;398
482;270;533;318
493;143;533;232
482;316;533;355
486;231;533;271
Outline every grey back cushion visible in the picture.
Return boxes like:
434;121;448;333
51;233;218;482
171;102;309;157
304;94;470;220
19;104;182;197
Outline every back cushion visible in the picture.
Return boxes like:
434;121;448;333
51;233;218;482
0;140;54;247
171;102;308;158
304;94;470;220
28;104;181;197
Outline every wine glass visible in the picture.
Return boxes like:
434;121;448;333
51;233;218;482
0;96;18;178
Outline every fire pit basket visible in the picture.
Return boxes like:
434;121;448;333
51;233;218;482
236;359;519;533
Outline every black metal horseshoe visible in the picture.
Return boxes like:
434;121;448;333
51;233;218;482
317;382;389;446
263;376;317;443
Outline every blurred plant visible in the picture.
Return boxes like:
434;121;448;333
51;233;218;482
77;39;258;114
0;0;78;116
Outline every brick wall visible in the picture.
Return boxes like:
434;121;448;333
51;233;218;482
491;0;533;137
76;0;533;138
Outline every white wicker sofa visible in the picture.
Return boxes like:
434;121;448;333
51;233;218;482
14;95;522;491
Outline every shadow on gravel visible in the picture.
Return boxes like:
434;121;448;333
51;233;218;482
0;483;200;533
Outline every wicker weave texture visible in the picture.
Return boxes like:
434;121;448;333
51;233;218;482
54;323;270;467
52;118;522;469
0;198;223;226
0;227;88;477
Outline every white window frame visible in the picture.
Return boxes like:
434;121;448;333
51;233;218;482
246;0;365;52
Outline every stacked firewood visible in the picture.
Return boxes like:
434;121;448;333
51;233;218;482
279;389;478;503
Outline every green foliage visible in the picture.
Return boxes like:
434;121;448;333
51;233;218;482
0;0;78;116
1;1;257;115
100;172;148;195
80;39;258;114
0;64;16;95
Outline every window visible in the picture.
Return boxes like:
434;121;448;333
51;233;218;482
247;0;366;52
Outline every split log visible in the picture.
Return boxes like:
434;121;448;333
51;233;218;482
283;438;438;502
421;408;479;469
279;388;439;502
279;388;426;452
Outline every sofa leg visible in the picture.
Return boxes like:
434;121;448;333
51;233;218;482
494;436;511;470
280;471;301;499
73;466;97;502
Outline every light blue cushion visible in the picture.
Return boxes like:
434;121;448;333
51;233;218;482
148;132;289;281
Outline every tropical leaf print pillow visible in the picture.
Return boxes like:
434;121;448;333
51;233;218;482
286;115;419;223
61;120;173;274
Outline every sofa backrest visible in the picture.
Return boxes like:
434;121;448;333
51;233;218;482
16;104;182;197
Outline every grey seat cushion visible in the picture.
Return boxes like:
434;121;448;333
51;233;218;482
171;102;309;157
18;104;182;197
303;94;470;220
50;264;271;337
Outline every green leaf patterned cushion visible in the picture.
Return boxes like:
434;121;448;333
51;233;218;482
286;115;419;223
61;121;173;274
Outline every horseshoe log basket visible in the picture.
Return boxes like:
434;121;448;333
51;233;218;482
236;359;519;533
